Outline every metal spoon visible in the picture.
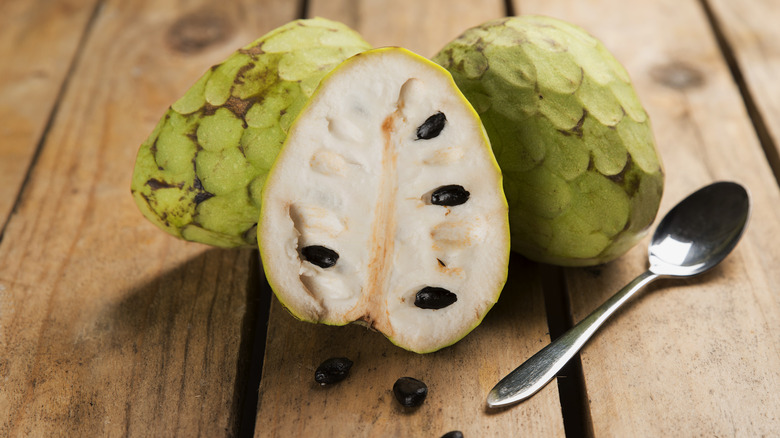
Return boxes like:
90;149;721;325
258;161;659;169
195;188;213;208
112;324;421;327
487;181;751;408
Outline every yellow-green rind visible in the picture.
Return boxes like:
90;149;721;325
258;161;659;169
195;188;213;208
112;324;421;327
433;15;664;266
259;47;510;353
132;17;371;247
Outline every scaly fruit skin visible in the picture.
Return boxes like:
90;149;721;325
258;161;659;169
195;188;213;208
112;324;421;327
433;16;664;266
131;18;371;247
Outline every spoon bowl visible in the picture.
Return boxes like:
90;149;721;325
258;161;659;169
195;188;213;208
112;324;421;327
649;181;750;277
487;181;751;408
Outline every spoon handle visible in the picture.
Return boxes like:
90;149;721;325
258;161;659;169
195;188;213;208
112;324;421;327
487;270;660;408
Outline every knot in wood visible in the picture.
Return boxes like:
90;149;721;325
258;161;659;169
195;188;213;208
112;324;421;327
651;61;705;90
167;10;231;54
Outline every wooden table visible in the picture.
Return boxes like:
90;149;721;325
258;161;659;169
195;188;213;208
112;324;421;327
2;0;779;436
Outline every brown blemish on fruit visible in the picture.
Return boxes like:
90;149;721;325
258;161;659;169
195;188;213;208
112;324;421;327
558;109;586;138
191;176;215;204
239;42;265;57
200;105;217;117
607;156;640;196
224;96;253;119
233;63;256;85
146;179;183;190
150;137;163;169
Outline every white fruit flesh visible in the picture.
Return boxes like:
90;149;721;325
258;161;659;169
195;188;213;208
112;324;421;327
259;48;509;353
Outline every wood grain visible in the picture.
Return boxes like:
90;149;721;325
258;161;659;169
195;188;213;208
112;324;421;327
255;1;567;436
0;0;297;435
309;0;503;58
517;0;780;435
0;0;99;227
706;0;780;183
4;0;780;436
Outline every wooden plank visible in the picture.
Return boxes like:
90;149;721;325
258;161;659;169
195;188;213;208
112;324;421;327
256;256;565;437
706;0;780;183
0;0;99;226
516;0;780;435
0;0;298;436
309;0;503;58
255;1;567;436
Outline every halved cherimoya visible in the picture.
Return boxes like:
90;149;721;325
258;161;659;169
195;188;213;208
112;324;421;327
259;48;510;353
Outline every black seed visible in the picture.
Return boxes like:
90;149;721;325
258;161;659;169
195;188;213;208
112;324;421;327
393;377;428;407
301;245;339;268
415;287;457;310
431;185;470;206
416;112;446;140
441;432;464;438
314;357;353;385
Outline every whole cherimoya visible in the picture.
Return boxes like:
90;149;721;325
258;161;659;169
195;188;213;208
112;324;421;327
434;16;664;266
259;48;510;353
132;18;371;247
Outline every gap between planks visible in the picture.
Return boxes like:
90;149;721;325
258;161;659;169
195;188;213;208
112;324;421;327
507;4;592;435
698;0;780;185
237;6;308;438
0;1;104;245
540;264;593;438
237;251;273;438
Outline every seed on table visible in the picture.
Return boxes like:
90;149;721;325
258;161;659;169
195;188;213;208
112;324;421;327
441;432;464;438
393;377;428;407
314;357;353;385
